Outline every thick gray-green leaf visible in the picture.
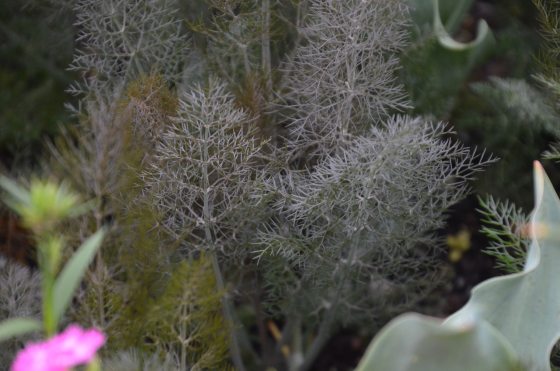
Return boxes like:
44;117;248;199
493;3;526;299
0;318;42;342
445;162;560;371
408;0;473;33
356;313;521;371
53;229;105;322
432;0;492;51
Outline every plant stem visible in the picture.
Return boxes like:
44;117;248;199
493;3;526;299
40;248;56;337
261;0;272;96
297;308;335;371
288;316;304;371
254;276;272;366
298;234;362;371
210;253;247;371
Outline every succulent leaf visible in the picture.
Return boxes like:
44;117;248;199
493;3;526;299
358;162;560;371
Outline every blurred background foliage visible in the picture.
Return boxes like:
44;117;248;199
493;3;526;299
0;0;74;166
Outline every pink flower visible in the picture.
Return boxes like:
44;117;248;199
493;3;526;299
11;324;105;371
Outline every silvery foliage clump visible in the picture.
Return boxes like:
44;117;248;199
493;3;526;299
472;78;559;132
0;258;41;324
280;0;411;157
68;0;188;95
202;0;265;83
144;79;265;255
0;258;41;368
257;117;486;321
254;0;489;334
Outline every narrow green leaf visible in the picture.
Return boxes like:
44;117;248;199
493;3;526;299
0;175;30;206
0;318;42;342
53;229;105;322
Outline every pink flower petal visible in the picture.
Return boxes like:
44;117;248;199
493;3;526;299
11;325;106;371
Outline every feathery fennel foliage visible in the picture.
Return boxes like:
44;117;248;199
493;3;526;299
255;117;490;369
478;196;529;274
145;78;265;255
50;3;212;363
280;0;410;158
123;74;178;145
472;3;560;278
143;78;264;369
470;78;559;139
69;0;188;95
196;1;266;84
244;1;493;369
30;0;496;370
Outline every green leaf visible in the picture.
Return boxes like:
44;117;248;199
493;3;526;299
408;0;473;33
0;175;30;206
85;356;101;371
53;229;105;322
432;0;492;51
356;313;521;371
0;318;42;342
445;161;560;370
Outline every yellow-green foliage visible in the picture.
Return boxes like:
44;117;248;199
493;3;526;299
145;255;232;371
103;194;176;351
123;74;178;143
125;74;177;112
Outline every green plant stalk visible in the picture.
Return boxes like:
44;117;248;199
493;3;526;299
93;203;107;330
297;232;364;371
40;248;57;337
179;300;188;370
297;310;334;371
288;316;303;371
38;236;63;337
209;253;247;371
254;278;272;366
